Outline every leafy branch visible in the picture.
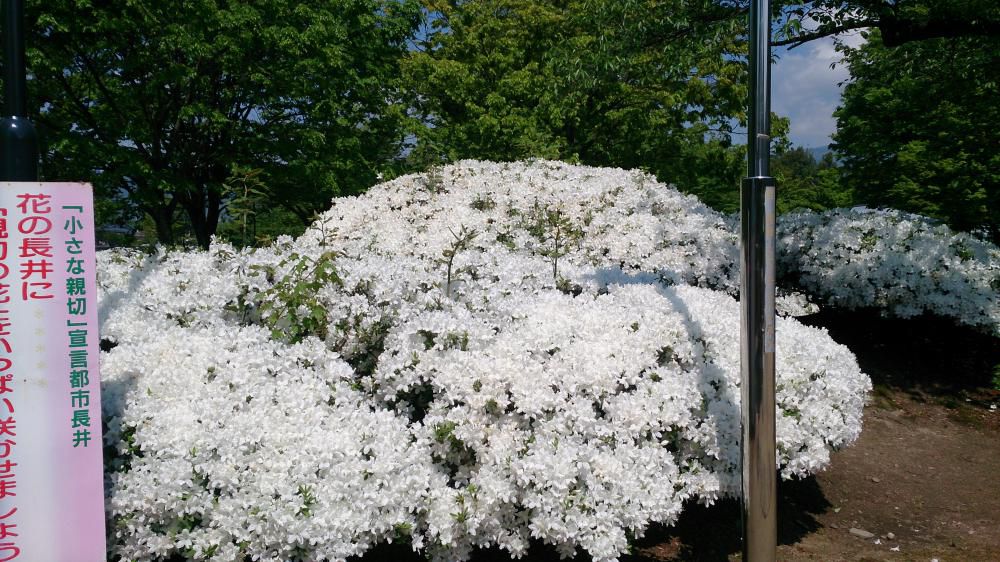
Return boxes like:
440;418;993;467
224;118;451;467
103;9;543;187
523;203;582;281
442;225;478;298
223;166;269;248
255;251;342;343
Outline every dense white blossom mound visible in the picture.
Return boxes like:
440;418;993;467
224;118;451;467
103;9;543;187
103;325;438;561
96;160;899;561
778;208;1000;335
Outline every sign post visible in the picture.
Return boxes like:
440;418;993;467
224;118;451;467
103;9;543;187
740;0;778;560
1;2;107;560
0;183;107;561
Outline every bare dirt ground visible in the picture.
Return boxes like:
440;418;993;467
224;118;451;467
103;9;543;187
627;389;1000;562
362;310;1000;561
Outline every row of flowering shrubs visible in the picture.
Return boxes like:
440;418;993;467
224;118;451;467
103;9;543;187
97;160;996;561
778;208;999;334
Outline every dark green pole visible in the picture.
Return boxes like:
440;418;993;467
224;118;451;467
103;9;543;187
1;0;38;181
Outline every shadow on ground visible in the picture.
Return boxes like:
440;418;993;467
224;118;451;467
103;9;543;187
624;477;830;561
358;477;831;562
798;308;1000;398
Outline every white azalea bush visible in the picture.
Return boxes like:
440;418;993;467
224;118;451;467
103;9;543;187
103;325;439;561
101;159;1000;561
777;208;1000;335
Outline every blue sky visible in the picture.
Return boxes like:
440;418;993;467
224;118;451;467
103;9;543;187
771;30;867;148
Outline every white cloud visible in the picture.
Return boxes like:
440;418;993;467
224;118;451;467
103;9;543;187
772;30;866;148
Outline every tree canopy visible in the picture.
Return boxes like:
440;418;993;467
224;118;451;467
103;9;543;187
833;30;1000;241
10;0;997;245
771;147;850;214
771;0;1000;48
25;0;420;248
403;0;759;211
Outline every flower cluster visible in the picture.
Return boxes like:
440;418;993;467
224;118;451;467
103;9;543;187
103;324;439;562
96;160;878;561
777;208;1000;335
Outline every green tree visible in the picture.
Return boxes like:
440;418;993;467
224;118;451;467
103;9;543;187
771;147;850;214
771;0;1000;48
24;0;420;248
403;0;757;212
833;31;1000;240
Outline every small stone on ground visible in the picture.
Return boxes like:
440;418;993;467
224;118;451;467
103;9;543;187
850;528;876;539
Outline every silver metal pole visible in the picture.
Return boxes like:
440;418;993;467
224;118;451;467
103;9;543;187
741;0;777;559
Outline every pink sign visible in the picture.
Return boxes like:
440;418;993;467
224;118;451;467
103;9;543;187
0;183;105;561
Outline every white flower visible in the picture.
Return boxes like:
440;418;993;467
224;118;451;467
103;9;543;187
777;208;1000;335
104;160;1000;560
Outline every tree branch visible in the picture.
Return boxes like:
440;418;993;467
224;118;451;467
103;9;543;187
771;21;875;48
52;70;114;143
879;16;1000;47
73;48;152;159
773;14;1000;49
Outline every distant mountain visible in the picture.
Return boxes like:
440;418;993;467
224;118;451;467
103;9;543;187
805;145;833;162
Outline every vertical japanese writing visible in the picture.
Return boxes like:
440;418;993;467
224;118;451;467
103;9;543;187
62;207;91;449
0;184;106;559
0;205;18;560
15;194;53;301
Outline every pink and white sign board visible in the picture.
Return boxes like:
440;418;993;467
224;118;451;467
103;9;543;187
0;183;106;561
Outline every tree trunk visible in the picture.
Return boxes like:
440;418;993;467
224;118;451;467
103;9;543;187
147;204;175;246
180;184;223;250
206;187;222;243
